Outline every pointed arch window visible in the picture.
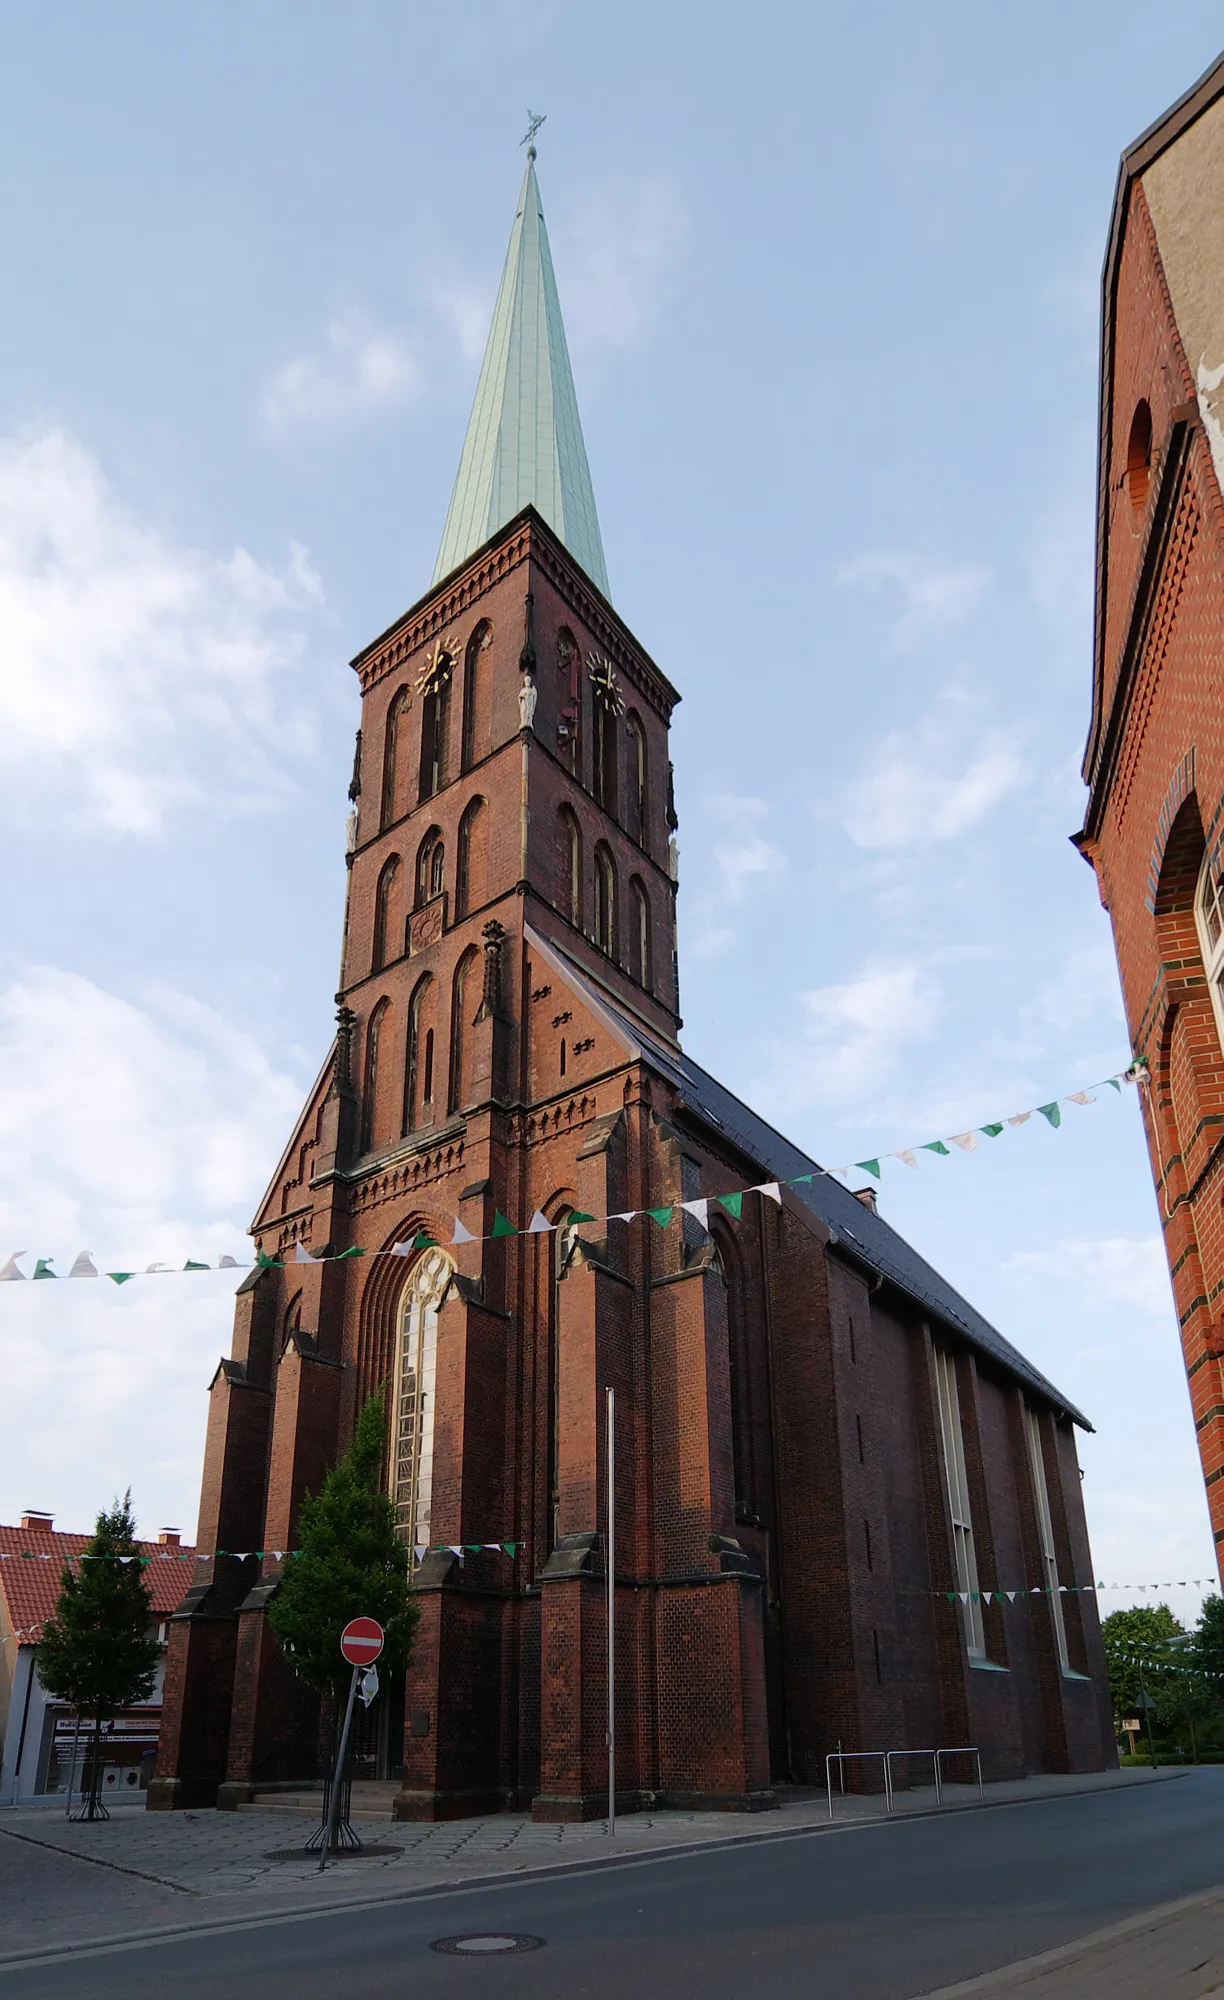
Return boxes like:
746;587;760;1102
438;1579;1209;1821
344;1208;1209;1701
559;807;582;928
391;1247;454;1548
1195;850;1224;1049
593;701;618;817
360;997;390;1154
404;974;435;1134
629;876;651;987
416;827;444;907
455;797;486;921
557;628;580;776
448;946;478;1114
381;688;410;830
461;621;492;773
372;856;400;972
627;713;647;845
418;657;453;803
594;844;617;959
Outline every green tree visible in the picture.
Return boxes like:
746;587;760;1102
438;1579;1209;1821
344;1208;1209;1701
1101;1605;1187;1734
268;1388;416;1704
1193;1594;1224;1682
37;1493;161;1819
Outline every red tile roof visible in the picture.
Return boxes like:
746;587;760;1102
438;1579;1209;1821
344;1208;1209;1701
0;1524;196;1643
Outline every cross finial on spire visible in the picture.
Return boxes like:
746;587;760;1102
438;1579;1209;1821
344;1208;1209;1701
521;109;546;159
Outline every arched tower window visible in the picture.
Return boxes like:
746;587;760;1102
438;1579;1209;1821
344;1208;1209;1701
1127;399;1153;509
557;628;580;776
629;876;651;987
460;621;492;773
415;827;444;907
627;712;647;845
391;1247;454;1549
1196;849;1224;1049
455;797;486;920
381;688;410;830
418;650;453;803
372;856;400;972
594;844;617;958
360;997;390;1154
448;945;479;1114
559;807;582;928
404;974;435;1134
593;699;618;817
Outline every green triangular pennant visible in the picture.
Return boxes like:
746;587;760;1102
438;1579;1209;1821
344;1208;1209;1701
980;1123;1004;1138
465;1543;483;1554
503;1542;519;1556
1037;1102;1061;1128
569;1211;595;1224
491;1212;517;1238
184;1260;209;1271
946;1591;957;1603
412;1231;438;1250
256;1248;283;1269
855;1160;881;1180
921;1141;950;1157
335;1246;366;1260
717;1192;744;1220
107;1272;135;1285
646;1206;674;1227
789;1174;814;1186
1107;1077;1121;1091
32;1259;56;1279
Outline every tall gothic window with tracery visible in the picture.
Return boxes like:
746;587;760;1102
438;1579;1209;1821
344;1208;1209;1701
391;1248;454;1550
1195;851;1224;1049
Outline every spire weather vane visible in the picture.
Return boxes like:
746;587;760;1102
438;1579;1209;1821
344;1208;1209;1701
521;109;546;157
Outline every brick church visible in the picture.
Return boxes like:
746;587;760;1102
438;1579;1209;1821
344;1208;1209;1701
152;145;1114;1818
1075;52;1224;1573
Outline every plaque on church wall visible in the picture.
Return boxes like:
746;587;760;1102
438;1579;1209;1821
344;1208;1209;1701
409;896;446;955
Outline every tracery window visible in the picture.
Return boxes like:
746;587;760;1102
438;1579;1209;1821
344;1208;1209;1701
360;998;389;1154
404;974;434;1133
455;797;485;920
627;713;647;845
593;700;618;817
1195;850;1224;1049
391;1248;454;1550
629;876;651;986
418;655;453;803
559;807;582;928
416;828;444;907
448;947;478;1114
372;856;400;972
381;688;410;830
460;621;492;773
594;844;616;958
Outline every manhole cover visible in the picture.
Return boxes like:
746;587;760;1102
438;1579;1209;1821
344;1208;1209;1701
430;1934;545;1956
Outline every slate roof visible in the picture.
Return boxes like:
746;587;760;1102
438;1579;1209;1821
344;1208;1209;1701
0;1524;195;1643
433;154;610;597
526;925;1092;1431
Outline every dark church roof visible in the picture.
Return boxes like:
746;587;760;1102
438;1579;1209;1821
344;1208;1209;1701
527;925;1092;1432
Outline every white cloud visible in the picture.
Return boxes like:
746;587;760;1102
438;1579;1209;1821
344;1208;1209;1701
0;428;324;835
837;550;989;645
260;313;420;431
555;176;686;354
1004;1234;1173;1322
0;965;306;1537
840;687;1023;848
686;793;785;958
427;278;495;365
759;958;938;1111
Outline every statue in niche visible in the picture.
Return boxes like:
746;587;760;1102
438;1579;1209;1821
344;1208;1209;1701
518;673;538;731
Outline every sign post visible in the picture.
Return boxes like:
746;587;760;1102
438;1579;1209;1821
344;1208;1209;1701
318;1618;384;1873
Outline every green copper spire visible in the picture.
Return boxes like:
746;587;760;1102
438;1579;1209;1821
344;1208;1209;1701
433;149;610;598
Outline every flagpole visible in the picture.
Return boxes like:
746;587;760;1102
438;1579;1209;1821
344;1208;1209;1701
607;1383;615;1838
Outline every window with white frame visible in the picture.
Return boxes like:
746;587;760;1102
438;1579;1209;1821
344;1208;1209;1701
1024;1406;1070;1674
1195;850;1224;1049
392;1249;453;1552
933;1348;985;1657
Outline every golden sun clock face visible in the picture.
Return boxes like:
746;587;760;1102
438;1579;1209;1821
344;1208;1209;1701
586;653;624;715
416;637;456;697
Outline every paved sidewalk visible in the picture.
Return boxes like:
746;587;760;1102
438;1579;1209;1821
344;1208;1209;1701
927;1881;1224;1997
0;1765;1189;1966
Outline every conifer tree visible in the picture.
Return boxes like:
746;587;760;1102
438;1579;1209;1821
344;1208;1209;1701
268;1388;416;1702
37;1493;161;1820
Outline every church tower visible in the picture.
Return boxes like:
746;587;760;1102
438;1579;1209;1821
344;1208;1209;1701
151;142;1116;1818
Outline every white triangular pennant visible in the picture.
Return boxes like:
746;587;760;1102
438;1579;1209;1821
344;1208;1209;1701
390;1241;414;1257
752;1182;782;1206
293;1243;319;1263
450;1217;477;1244
959;1592;969;1604
414;1545;427;1564
1006;1590;1017;1603
1007;1113;1031;1127
950;1132;978;1153
895;1151;918;1169
483;1543;502;1553
218;1255;241;1268
1067;1091;1096;1106
680;1199;709;1230
0;1253;26;1281
68;1252;98;1278
447;1544;464;1557
526;1211;556;1233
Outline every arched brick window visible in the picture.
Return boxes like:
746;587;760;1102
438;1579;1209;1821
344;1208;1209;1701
391;1247;455;1548
593;699;618;817
461;620;492;773
594;843;617;958
629;876;651;987
557;628;580;776
559;806;582;928
1195;850;1224;1051
448;945;479;1114
415;827;444;907
372;855;400;972
360;997;390;1154
418;653;453;803
1126;399;1153;509
455;796;486;920
627;712;647;845
381;688;410;830
403;973;436;1134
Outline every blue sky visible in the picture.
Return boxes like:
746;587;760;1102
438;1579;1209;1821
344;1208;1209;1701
0;3;1220;1613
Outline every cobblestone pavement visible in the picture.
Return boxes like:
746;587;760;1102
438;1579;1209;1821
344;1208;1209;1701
927;1882;1224;1997
0;1765;1187;1965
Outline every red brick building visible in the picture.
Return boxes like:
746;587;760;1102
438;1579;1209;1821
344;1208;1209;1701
1075;54;1224;1573
151;152;1115;1818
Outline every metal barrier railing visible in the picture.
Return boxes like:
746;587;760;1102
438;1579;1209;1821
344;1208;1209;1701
826;1745;981;1820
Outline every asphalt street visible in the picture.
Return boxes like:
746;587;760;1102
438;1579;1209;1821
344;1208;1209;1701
7;1769;1224;2000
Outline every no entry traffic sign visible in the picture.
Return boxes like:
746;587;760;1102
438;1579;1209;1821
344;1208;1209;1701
340;1617;384;1666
